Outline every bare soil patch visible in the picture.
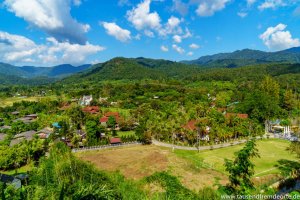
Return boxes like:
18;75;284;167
76;145;227;191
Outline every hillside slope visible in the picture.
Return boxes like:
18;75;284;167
183;47;300;67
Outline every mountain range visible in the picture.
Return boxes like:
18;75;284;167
0;63;91;78
1;46;300;85
182;47;300;68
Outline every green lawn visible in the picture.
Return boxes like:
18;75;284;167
174;139;299;177
0;95;58;107
117;130;136;137
0;163;33;175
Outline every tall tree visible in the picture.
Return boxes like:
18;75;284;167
224;139;260;194
260;76;280;103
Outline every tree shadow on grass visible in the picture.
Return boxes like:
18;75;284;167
275;159;300;177
275;159;300;191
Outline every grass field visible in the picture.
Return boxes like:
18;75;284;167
175;139;298;177
117;131;136;137
76;139;299;190
0;95;58;107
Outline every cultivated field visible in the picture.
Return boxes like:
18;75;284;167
76;139;299;190
0;95;58;107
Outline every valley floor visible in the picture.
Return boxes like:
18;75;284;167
76;139;297;191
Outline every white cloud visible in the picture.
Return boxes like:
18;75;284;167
4;0;89;44
173;35;182;43
127;0;161;31
237;12;248;18
195;0;231;17
167;16;181;29
158;16;183;36
144;30;155;37
0;31;104;66
189;43;200;49
172;0;189;16
172;44;185;54
102;22;131;42
259;23;300;51
161;45;169;52
187;51;194;56
258;0;286;10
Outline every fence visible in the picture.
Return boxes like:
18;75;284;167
72;141;142;153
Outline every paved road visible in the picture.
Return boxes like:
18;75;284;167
152;139;248;151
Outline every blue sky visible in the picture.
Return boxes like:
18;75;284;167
0;0;300;66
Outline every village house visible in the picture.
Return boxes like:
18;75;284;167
37;127;53;139
110;137;122;145
10;130;37;146
82;106;100;114
182;120;210;141
99;112;120;129
79;95;93;106
14;114;38;124
225;113;249;119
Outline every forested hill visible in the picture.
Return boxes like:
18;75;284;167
61;57;201;83
2;56;300;86
182;47;300;68
61;57;300;87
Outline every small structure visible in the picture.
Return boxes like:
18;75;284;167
52;122;62;129
99;97;108;103
11;111;20;115
25;114;38;119
267;119;292;137
82;106;100;114
14;130;37;140
14;117;36;124
79;95;93;106
110;137;122;145
37;127;53;139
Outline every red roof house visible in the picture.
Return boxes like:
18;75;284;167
110;137;122;144
225;113;249;119
82;106;100;114
182;120;197;131
99;112;120;123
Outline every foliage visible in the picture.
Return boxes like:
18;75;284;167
288;141;300;158
145;171;202;200
0;139;45;170
224;139;260;194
